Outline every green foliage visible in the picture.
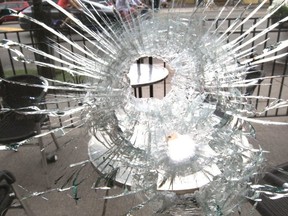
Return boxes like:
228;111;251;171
272;5;288;18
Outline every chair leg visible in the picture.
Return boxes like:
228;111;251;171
47;121;60;150
50;132;60;150
11;184;36;216
36;125;51;189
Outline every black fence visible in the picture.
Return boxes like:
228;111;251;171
0;17;287;118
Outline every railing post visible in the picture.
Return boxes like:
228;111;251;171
32;0;55;79
0;59;4;78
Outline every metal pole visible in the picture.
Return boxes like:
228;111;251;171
0;59;4;78
32;0;55;79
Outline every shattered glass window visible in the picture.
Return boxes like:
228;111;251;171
0;0;288;215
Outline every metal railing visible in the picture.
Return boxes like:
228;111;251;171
0;17;287;118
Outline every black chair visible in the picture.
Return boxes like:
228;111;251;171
249;162;288;216
0;75;60;187
0;170;35;216
244;54;264;96
245;69;263;96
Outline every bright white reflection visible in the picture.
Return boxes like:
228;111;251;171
167;132;196;162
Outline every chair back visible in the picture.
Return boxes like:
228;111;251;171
0;170;15;216
0;75;48;109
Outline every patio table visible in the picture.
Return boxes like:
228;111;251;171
127;63;169;87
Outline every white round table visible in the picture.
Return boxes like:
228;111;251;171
127;63;169;87
87;112;253;193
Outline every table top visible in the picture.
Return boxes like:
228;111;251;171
88;131;222;193
87;113;253;194
127;63;169;87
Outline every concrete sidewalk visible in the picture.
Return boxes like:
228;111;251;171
1;117;288;216
1;64;288;216
1;72;288;216
0;128;150;216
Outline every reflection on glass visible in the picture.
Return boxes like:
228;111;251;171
0;0;288;215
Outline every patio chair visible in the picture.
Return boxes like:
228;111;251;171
0;170;35;216
244;54;264;96
250;162;288;216
245;69;263;96
0;75;60;187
